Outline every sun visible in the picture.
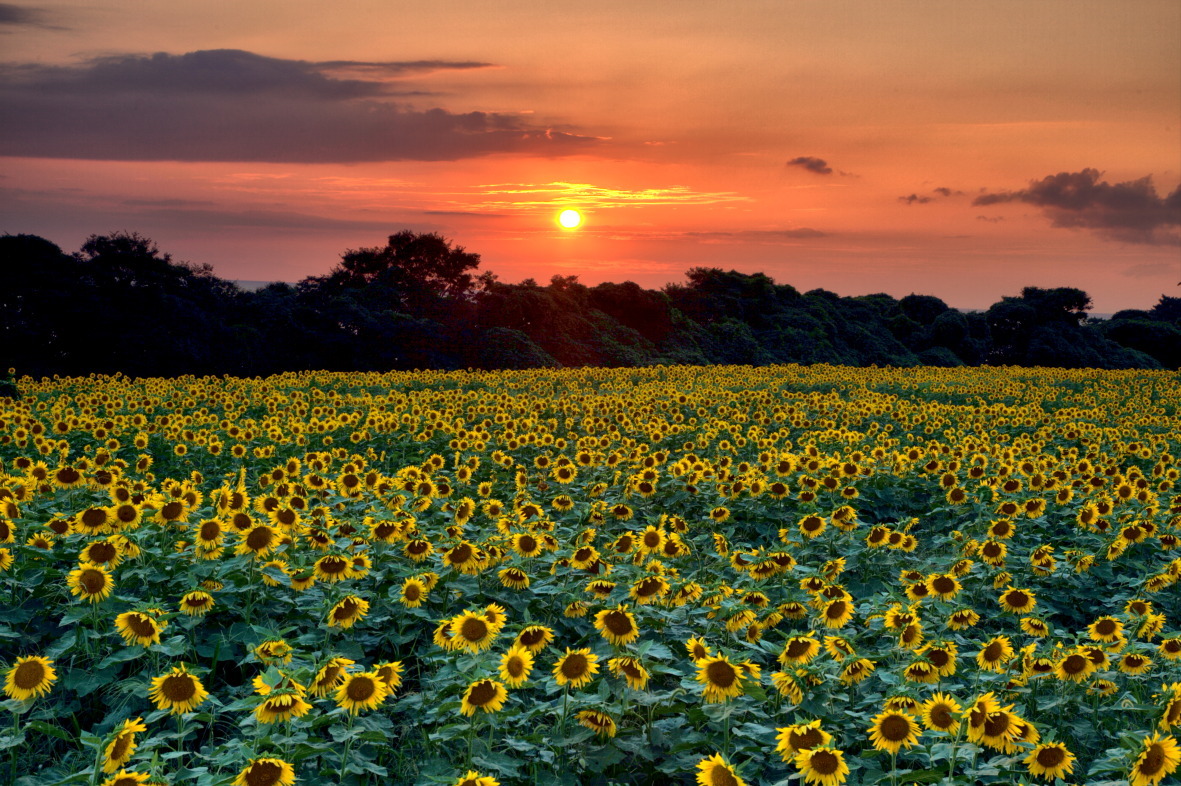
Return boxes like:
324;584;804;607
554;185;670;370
558;209;582;229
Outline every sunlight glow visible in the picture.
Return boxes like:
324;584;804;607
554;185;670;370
558;209;582;228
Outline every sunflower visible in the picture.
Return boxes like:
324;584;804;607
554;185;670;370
947;608;980;630
179;590;215;616
628;575;670;605
313;554;352;583
336;671;390;714
452;771;500;786
839;658;876;685
499;645;534;688
309;657;355;697
1129;733;1181;786
115;611;166;647
255;639;294;665
820;598;854;629
920;692;961;734
998;586;1037;614
460;678;507;717
697;654;745;703
372;661;403;695
1023;741;1076;781
450;611;500;653
1054;648;1098;683
326;595;369;630
553;648;600;689
593;606;641;647
101;716;147;774
148;664;209;715
68;562;114;603
976;636;1015;672
926;573;961;600
695;753;747;786
1020;617;1050;637
516;625;554;654
794;746;849;786
577;709;617;738
867;709;921;754
1120;652;1154;676
780;635;822;666
775;720;832;759
231;757;296;786
607;656;650;691
397;576;428;608
497;567;530;590
101;771;149;786
685;637;712;663
4;655;56;701
254;690;312;724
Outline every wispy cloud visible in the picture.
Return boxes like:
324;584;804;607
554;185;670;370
974;169;1181;245
0;3;61;29
898;187;964;205
467;181;749;212
0;49;601;162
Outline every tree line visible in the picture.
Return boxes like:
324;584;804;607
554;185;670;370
2;230;1178;380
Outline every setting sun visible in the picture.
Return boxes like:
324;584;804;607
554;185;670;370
558;209;582;229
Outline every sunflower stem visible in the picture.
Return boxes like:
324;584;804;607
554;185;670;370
465;713;477;770
889;750;897;786
9;709;20;784
340;713;355;782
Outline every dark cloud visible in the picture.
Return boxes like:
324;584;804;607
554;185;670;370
976;215;1004;223
0;49;601;162
974;168;1181;245
899;187;964;205
786;156;833;175
0;3;56;27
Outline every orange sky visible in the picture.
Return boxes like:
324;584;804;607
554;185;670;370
2;0;1178;311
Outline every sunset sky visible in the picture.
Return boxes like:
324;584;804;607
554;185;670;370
2;0;1179;311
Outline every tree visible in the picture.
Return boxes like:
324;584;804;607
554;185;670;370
331;230;481;307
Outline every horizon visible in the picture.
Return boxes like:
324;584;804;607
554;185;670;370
2;1;1179;312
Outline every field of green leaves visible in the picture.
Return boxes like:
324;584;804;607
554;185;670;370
0;364;1179;786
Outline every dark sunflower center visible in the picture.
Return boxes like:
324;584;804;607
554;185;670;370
706;660;737;688
810;750;839;774
81;508;107;527
562;654;589;679
1062;654;1087;674
320;557;348;574
334;600;359;620
450;544;473;563
460;617;489;641
603;611;633;636
930;705;952;728
983;641;1004;661
245;760;282;786
126;614;156;637
880;714;912;741
786;640;812;658
246;527;273;551
347;677;376;702
1006;591;1029;607
404;583;422;600
199;521;221;540
928;650;950;668
518;535;537;553
826;601;848;619
161;501;183;519
636;578;662;597
468;680;496;705
983;712;1011;737
1139;744;1166;775
1037;747;1066;767
80;569;106;594
162;674;197;702
933;577;956;593
88;542;117;562
13;660;45;689
707;765;739;786
108;733;131;760
792;728;823;749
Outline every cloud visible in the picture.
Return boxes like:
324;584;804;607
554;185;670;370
974;168;1181;245
786;156;833;175
0;49;602;162
898;187;964;205
471;181;748;211
0;3;57;28
683;228;828;242
1121;262;1178;279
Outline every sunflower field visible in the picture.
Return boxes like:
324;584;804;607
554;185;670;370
1;364;1179;786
